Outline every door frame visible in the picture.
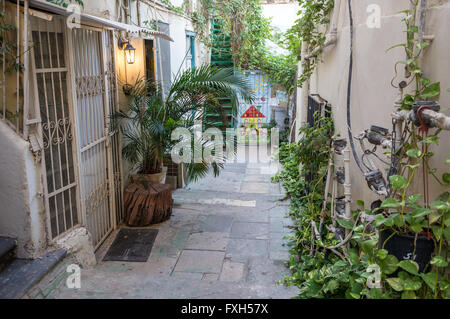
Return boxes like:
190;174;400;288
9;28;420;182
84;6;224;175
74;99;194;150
30;15;83;242
66;24;118;249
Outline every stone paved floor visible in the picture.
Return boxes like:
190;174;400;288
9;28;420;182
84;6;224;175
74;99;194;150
50;145;298;299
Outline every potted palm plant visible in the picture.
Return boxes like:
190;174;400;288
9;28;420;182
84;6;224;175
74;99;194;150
114;65;253;186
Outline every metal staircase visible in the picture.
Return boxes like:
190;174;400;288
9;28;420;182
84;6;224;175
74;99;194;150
205;19;235;133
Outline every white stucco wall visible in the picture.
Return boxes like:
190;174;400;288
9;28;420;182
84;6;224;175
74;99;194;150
82;0;207;182
299;0;450;206
0;0;207;258
0;121;46;258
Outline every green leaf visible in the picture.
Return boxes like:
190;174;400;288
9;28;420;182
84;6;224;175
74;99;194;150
431;201;449;212
386;277;404;291
421;77;431;87
374;214;386;226
411;207;433;218
407;149;421;158
421;82;441;98
423;135;439;145
404;277;422;291
443;173;450;184
420;272;437;291
348;291;360;299
407;194;422;204
356;200;365;208
410;222;423;233
429;211;442;225
394;214;406;227
401;290;417;299
444;226;450;241
349;248;360;264
325;280;339;293
432;225;443;240
446;156;450;165
337;218;354;230
361;240;377;255
416;41;430;50
398;260;419;275
406;164;420;170
389;175;408;190
384;214;396;227
386;43;406;52
381;198;402;208
430;256;448;268
379;255;399;275
377;249;388;260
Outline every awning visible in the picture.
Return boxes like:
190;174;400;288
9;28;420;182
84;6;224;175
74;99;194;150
28;0;173;42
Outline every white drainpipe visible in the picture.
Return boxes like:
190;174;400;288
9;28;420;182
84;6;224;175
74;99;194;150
297;0;341;142
343;146;352;232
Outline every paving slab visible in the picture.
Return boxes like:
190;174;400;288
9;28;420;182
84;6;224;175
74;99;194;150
46;145;299;299
219;260;246;282
174;250;225;274
185;232;229;251
193;215;234;233
240;182;270;194
232;210;269;223
171;272;204;280
230;222;269;240
269;219;286;233
226;238;268;261
202;273;219;281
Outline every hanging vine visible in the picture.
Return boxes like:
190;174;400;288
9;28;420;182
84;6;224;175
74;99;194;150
285;0;334;87
275;1;449;299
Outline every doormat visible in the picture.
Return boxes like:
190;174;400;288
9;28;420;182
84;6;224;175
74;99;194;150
103;229;159;262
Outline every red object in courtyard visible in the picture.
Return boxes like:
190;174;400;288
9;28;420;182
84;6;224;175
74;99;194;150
241;105;266;119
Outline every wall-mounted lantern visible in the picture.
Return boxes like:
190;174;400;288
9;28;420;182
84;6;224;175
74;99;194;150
119;39;136;64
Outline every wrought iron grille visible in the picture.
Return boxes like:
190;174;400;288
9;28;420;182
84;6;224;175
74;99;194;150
72;27;113;249
31;17;79;238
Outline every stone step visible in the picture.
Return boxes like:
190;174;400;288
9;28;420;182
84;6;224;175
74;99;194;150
0;249;67;299
0;237;16;273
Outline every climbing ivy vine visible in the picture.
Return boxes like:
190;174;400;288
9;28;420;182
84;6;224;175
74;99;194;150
285;0;334;87
274;2;449;299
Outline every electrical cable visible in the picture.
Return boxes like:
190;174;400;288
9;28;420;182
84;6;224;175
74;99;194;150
346;0;365;174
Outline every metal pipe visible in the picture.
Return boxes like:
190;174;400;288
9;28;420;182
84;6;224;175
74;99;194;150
304;0;341;59
392;109;450;131
343;146;352;236
16;0;20;133
23;0;29;138
297;48;309;142
418;0;427;43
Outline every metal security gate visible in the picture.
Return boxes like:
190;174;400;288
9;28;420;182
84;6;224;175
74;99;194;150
70;27;114;249
31;17;80;239
104;30;124;225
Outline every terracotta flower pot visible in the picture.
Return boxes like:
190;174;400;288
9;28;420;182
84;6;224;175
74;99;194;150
131;166;168;185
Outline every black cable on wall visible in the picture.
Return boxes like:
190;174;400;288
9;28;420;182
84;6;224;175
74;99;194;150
346;0;365;173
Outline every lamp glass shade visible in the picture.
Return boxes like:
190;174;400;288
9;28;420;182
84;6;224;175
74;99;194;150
124;43;136;64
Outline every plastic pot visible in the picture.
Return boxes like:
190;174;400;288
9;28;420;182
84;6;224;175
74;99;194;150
379;229;435;273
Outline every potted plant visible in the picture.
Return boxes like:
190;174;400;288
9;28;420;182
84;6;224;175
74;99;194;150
114;65;253;185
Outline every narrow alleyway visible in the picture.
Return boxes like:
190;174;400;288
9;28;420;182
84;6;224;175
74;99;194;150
50;145;298;299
